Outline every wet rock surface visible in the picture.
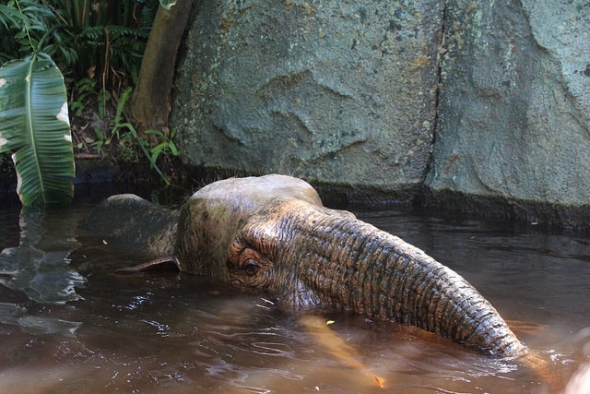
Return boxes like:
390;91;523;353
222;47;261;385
170;0;590;228
171;0;442;191
426;0;590;208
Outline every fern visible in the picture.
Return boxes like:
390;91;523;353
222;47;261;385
79;24;149;41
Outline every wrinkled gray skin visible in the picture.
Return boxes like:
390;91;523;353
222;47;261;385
86;174;525;358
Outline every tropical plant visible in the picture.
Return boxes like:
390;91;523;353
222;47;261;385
0;0;77;205
68;77;95;115
110;87;174;185
2;0;161;98
145;128;180;164
0;0;183;204
0;0;78;66
0;53;75;205
58;0;160;92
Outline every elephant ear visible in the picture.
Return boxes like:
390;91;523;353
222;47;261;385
0;53;75;205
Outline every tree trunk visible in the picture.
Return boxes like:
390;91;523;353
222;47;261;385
130;0;193;136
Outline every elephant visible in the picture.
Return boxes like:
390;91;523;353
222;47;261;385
85;174;526;359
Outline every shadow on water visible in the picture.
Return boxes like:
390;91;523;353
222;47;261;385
0;189;588;393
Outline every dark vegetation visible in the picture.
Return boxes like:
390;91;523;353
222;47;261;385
0;0;189;197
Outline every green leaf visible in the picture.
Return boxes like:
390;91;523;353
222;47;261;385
159;0;178;11
144;128;167;140
150;143;166;163
0;53;75;205
0;4;25;30
113;87;133;130
169;141;179;156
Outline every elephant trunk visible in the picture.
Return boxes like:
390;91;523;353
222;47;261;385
269;203;525;358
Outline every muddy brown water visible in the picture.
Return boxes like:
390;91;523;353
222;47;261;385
0;190;589;393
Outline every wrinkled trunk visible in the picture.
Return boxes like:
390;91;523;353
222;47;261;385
270;204;525;358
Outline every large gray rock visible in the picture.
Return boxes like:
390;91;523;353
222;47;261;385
425;0;590;207
171;0;590;226
171;0;443;190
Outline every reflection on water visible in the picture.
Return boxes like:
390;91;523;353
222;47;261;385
0;208;85;304
0;208;84;337
0;195;588;393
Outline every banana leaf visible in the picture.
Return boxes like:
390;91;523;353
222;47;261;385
0;53;75;205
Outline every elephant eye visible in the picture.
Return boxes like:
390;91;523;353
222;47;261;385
243;259;260;276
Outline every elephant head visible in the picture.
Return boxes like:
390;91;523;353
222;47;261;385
175;175;523;356
89;174;525;358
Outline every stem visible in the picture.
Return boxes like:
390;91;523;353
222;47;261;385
122;115;171;186
15;0;36;54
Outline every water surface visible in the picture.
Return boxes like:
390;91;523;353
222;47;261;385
0;191;588;393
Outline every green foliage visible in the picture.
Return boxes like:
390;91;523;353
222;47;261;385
0;1;77;65
109;87;175;186
145;128;180;164
60;0;160;90
0;1;76;205
1;0;161;95
92;127;111;153
0;53;75;205
1;0;183;200
68;77;95;115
